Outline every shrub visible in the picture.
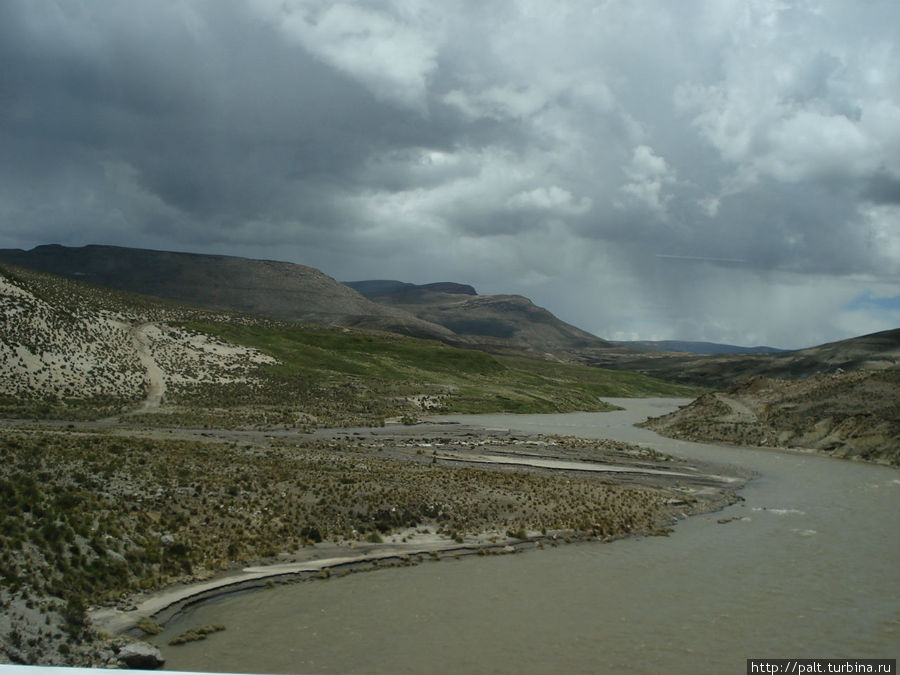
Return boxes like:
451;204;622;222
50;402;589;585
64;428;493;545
299;526;322;543
137;617;163;635
507;528;528;540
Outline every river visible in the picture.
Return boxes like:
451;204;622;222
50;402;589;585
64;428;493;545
158;399;899;674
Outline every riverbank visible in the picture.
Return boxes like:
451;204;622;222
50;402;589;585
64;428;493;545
639;372;900;466
1;406;749;667
94;529;596;637
90;420;748;644
157;403;900;674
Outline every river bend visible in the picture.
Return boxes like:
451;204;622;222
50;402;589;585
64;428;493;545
158;399;899;674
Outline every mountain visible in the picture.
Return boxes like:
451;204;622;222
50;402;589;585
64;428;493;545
616;340;787;355
344;279;615;361
345;280;477;297
0;244;454;341
594;328;900;389
5;245;894;385
0;245;619;362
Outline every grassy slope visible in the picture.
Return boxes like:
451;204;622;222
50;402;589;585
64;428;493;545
1;260;701;424
0;264;705;665
186;321;701;418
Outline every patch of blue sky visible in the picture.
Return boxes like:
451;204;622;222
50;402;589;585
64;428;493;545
845;292;900;312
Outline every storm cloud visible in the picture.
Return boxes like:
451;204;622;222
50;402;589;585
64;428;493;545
1;0;898;348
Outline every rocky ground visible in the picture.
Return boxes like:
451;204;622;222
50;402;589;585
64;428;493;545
641;370;900;465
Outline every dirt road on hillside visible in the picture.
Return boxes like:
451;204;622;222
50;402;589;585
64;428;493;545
129;323;166;413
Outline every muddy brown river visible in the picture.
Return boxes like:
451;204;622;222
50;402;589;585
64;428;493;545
157;399;899;674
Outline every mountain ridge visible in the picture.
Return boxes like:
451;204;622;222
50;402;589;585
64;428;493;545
344;278;615;361
616;340;788;355
3;245;897;389
0;244;457;342
0;245;620;363
0;259;698;424
595;327;900;388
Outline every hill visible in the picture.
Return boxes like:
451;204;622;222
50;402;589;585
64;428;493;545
616;340;787;355
633;328;900;465
0;244;454;341
0;262;698;426
0;262;280;421
594;328;900;389
345;279;615;361
642;370;900;465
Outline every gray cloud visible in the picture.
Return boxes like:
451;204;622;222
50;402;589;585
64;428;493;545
1;0;898;349
862;172;900;206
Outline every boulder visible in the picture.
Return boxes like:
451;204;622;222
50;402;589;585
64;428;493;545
117;641;165;669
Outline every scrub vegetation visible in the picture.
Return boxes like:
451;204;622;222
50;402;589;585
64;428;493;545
1;262;699;428
0;426;721;665
162;320;700;425
0;262;709;666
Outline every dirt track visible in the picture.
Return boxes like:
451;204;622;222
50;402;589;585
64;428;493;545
128;323;166;414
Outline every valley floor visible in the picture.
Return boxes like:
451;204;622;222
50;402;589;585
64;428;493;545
0;415;748;667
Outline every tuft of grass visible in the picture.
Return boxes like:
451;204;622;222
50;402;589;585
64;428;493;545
137;617;163;636
168;624;225;646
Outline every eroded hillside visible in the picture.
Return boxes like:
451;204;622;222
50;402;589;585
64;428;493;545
642;370;900;465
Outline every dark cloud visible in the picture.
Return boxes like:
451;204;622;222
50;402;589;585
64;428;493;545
1;0;898;348
862;172;900;206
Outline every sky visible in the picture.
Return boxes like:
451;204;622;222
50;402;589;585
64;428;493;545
1;0;899;349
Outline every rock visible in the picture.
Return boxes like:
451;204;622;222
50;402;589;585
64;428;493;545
117;642;165;669
159;534;175;545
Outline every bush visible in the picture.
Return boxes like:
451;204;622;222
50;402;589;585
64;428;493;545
299;526;322;543
62;594;87;635
507;528;528;540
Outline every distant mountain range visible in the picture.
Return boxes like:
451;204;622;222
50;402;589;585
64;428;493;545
0;245;615;362
2;244;897;391
0;244;455;341
616;340;788;355
344;279;614;360
596;328;900;388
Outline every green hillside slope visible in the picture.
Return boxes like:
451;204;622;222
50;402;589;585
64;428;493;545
1;263;700;428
